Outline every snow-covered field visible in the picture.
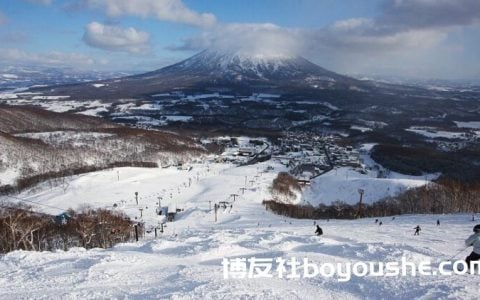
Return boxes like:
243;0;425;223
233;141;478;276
406;127;467;139
302;167;434;205
1;162;479;299
350;125;372;132
455;121;480;129
0;95;113;117
302;146;438;205
14;131;116;146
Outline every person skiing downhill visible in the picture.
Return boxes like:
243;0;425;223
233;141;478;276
315;225;323;236
465;224;480;268
414;225;421;235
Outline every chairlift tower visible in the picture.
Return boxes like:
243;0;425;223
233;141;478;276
357;189;364;218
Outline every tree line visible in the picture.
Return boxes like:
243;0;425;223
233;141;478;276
264;179;480;219
0;203;142;254
0;161;157;195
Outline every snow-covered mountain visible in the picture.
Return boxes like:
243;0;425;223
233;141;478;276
33;49;365;99
150;49;347;82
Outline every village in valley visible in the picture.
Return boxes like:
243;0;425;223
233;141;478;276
203;132;362;184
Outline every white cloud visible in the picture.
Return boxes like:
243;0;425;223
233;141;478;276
83;22;150;54
169;0;480;79
170;21;446;59
300;28;456;77
332;18;373;31
86;0;216;28
381;0;480;30
0;48;96;68
171;23;301;58
306;24;448;54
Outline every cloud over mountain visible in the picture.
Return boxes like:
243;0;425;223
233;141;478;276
1;0;479;78
170;0;480;78
170;23;302;58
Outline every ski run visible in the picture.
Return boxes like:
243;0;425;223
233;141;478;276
1;162;479;299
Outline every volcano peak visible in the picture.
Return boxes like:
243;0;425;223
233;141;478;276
38;49;363;98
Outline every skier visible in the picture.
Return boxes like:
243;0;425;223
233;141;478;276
414;225;421;235
465;224;480;268
375;219;378;224
379;221;383;226
437;219;440;226
315;225;323;236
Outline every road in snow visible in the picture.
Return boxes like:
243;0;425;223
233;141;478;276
1;162;479;299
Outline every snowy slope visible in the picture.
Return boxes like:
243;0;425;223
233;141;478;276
1;163;479;299
406;127;468;140
144;49;348;83
301;167;435;206
301;145;438;206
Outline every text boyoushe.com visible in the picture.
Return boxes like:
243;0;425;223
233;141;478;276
222;257;480;281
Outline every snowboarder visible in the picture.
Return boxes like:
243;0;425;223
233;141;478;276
465;224;480;269
414;225;421;235
315;225;323;236
437;219;440;226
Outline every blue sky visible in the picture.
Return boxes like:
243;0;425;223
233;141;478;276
0;0;479;79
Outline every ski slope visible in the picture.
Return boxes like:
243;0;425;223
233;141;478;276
302;146;438;205
1;162;479;299
302;167;435;205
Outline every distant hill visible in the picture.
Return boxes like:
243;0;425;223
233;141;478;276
0;105;118;133
0;106;205;189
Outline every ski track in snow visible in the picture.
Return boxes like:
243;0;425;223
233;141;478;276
1;162;479;299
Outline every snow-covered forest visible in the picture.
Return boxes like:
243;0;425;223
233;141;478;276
0;106;206;192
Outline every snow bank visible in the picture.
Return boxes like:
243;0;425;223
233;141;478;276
455;121;480;129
